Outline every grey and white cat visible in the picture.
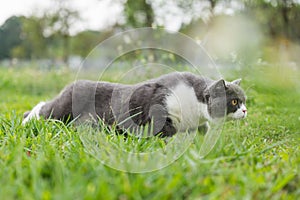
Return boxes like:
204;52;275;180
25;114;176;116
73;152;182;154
23;72;247;137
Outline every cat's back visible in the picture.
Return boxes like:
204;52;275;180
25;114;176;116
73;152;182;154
144;71;212;89
70;72;213;102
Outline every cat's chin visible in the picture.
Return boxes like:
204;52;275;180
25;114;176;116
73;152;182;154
226;114;247;121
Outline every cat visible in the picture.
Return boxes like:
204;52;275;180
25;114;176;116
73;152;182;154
22;72;247;137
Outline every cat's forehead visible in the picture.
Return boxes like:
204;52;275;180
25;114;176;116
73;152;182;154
226;84;246;102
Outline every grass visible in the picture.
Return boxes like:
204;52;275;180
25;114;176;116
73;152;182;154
0;66;299;199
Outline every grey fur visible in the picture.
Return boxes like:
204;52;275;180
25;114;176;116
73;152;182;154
24;72;246;137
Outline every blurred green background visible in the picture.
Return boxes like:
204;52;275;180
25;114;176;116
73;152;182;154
1;0;300;69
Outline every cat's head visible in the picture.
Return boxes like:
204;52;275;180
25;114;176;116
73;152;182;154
204;78;247;120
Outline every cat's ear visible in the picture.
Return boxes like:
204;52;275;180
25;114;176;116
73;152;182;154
204;79;226;102
212;79;226;90
231;78;242;86
209;79;226;93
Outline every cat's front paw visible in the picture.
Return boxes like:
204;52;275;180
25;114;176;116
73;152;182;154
198;122;210;134
22;102;46;125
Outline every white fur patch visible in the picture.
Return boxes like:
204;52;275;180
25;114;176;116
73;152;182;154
22;102;46;125
165;82;210;132
228;103;247;119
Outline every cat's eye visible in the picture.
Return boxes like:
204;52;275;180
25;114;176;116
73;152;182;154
231;99;238;106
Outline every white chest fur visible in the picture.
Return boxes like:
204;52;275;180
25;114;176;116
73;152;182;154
165;82;210;132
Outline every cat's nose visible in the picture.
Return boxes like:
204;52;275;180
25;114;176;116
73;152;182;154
242;109;247;113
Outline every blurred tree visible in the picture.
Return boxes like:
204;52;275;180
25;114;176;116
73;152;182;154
208;0;218;12
289;3;300;41
1;0;300;63
0;16;22;59
124;0;154;27
244;0;300;41
177;0;218;18
12;16;48;59
70;30;113;57
46;0;80;64
179;0;221;38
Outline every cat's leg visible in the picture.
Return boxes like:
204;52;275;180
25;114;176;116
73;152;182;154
198;122;210;134
23;111;30;119
22;83;74;125
22;102;46;124
157;117;177;137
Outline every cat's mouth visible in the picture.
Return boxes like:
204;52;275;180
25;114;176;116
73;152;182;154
227;110;247;120
242;111;247;118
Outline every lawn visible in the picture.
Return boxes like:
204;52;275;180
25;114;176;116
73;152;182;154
0;65;299;199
